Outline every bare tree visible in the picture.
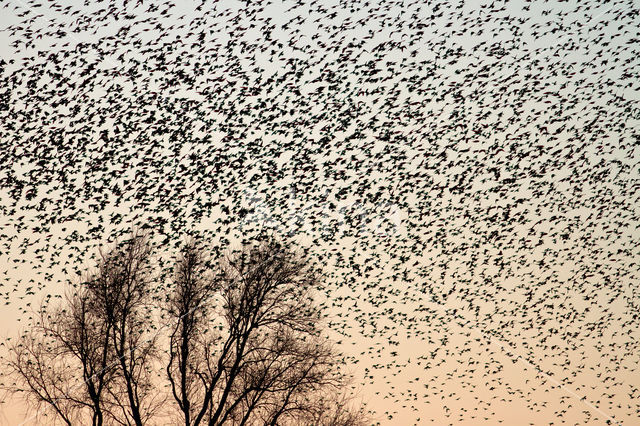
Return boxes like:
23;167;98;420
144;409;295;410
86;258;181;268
165;240;218;426
5;303;102;426
88;234;161;426
5;235;368;426
4;233;162;426
166;238;367;426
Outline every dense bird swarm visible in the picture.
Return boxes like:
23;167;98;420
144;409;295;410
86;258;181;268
1;0;639;424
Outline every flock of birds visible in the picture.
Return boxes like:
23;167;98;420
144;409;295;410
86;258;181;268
1;0;639;424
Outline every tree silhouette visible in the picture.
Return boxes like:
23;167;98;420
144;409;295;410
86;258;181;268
5;234;367;426
4;233;162;426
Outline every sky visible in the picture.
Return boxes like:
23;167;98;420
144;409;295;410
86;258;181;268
1;0;639;424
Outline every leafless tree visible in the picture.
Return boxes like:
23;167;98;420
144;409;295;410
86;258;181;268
89;234;161;426
4;233;162;426
165;238;368;426
5;235;368;426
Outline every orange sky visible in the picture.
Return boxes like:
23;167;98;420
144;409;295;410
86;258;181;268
1;0;639;424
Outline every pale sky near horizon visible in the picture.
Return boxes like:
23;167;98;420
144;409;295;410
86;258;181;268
1;0;639;424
